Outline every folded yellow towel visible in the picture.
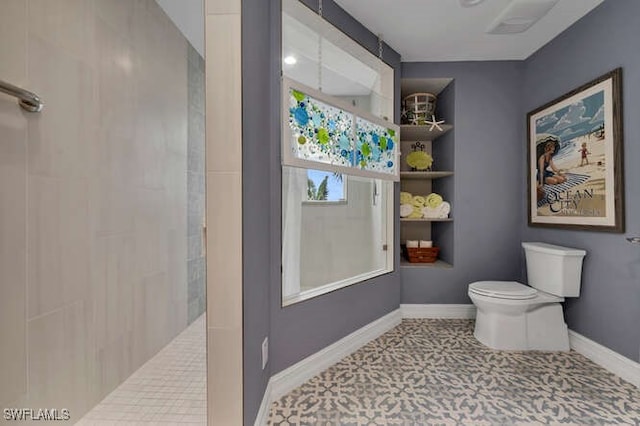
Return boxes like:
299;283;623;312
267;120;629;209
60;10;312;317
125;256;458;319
439;201;451;217
400;191;413;205
400;204;414;218
425;193;443;208
422;201;451;219
412;195;426;207
408;205;423;219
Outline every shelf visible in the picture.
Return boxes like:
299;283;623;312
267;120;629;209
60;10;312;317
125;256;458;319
400;124;452;141
400;218;453;223
400;259;452;269
400;171;453;179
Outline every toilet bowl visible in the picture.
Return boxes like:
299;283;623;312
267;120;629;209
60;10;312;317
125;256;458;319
468;243;586;351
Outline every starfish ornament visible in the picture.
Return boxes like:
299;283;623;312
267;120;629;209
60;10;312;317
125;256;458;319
425;115;445;132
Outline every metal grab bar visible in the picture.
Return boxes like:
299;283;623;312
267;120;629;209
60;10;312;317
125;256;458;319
627;237;640;244
0;79;43;112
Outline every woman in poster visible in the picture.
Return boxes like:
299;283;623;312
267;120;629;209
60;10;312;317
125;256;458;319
537;134;566;189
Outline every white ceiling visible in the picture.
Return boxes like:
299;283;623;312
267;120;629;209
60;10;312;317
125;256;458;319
155;0;204;57
333;0;604;61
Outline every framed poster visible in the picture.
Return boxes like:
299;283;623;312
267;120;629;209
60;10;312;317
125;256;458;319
527;68;624;232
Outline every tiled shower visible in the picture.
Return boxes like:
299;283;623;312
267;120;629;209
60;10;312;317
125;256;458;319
0;0;205;422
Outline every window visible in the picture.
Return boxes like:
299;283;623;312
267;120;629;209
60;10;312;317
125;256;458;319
306;170;346;203
281;0;396;306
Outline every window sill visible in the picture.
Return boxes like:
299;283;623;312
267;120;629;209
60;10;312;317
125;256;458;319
282;267;393;307
301;200;347;206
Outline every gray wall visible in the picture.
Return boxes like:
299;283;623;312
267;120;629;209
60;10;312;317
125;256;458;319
187;45;206;324
521;0;640;362
401;62;525;303
242;0;402;423
242;0;274;423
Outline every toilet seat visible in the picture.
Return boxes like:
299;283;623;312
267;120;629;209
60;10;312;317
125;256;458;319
469;281;537;300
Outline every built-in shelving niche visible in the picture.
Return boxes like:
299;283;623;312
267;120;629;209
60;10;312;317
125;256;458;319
400;78;455;268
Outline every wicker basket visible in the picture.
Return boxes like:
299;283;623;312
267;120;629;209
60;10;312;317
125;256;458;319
404;246;440;263
402;93;437;125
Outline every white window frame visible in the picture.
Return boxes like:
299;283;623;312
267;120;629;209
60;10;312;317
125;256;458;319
280;0;396;306
282;174;395;307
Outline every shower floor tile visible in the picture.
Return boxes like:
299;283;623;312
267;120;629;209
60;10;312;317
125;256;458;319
77;315;206;425
269;319;640;425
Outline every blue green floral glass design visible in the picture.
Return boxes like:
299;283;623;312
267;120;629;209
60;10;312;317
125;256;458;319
288;88;353;167
355;117;397;175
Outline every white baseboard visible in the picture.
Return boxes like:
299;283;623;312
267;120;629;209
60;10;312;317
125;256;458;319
253;379;273;426
400;303;476;319
568;330;640;388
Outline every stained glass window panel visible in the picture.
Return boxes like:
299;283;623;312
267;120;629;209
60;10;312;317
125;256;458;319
355;117;397;176
288;88;354;168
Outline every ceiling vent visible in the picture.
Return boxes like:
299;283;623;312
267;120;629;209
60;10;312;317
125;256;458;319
486;0;560;34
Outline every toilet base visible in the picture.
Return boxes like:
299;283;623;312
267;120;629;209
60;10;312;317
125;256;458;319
472;297;570;351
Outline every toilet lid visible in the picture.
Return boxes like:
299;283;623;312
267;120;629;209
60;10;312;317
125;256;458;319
469;281;537;300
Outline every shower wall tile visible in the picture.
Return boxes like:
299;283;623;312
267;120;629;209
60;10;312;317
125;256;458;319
206;171;242;329
27;36;97;179
208;327;243;425
0;0;27;84
91;179;137;236
94;18;137;184
160;89;189;156
28;176;91;319
94;332;134;402
91;234;136;356
27;301;92;418
188;234;204;260
167;227;189;336
206;0;241;15
134;187;169;276
165;152;189;229
140;272;172;358
0;99;27;407
94;0;136;41
188;44;206;324
188;111;206;160
28;0;96;65
133;0;186;89
188;297;205;324
206;14;242;173
206;0;242;423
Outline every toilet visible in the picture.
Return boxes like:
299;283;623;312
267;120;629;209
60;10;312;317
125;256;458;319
468;242;586;351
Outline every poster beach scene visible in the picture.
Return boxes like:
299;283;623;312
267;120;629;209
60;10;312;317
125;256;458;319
534;90;607;217
528;69;622;230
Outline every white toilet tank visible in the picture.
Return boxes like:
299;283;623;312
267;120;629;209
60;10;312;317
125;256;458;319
522;242;586;297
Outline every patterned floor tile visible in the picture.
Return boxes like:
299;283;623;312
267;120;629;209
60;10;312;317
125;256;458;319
268;319;640;425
